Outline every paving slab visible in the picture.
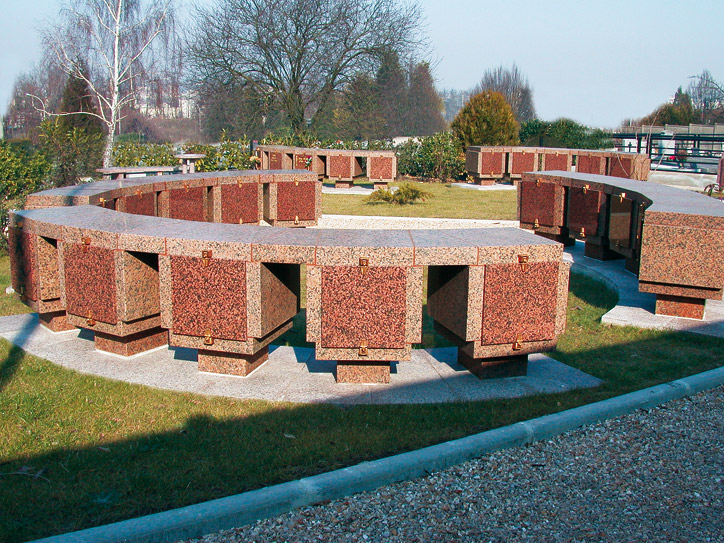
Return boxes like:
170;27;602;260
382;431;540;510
0;316;601;405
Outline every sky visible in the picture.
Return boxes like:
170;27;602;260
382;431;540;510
1;0;722;129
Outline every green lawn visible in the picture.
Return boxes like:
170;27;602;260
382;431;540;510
1;188;722;540
0;255;33;317
322;180;518;220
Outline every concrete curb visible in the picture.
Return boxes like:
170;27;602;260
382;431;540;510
32;365;724;543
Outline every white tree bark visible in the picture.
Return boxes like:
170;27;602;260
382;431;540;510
41;0;171;167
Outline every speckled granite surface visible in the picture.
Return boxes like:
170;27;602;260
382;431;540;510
170;255;247;341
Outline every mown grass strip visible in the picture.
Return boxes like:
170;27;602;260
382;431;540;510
322;181;518;220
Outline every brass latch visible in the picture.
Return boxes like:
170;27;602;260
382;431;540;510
203;330;214;346
201;250;212;266
535;178;541;187
237;179;243;187
359;340;368;356
99;197;106;204
184;184;189;192
359;257;369;276
135;189;142;196
87;311;96;327
294;179;299;186
533;218;540;229
582;184;589;194
512;336;523;351
619;192;626;203
81;237;91;253
294;215;299;225
518;254;529;272
580;227;586;238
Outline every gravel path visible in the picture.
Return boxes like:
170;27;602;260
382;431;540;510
183;385;724;543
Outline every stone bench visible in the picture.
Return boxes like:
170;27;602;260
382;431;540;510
10;172;569;384
256;145;397;190
96;166;179;179
518;170;724;320
466;146;650;185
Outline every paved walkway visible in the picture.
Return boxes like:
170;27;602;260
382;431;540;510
0;315;600;405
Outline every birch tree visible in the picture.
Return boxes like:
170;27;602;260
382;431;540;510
39;0;172;167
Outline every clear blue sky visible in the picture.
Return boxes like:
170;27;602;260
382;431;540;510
1;0;722;129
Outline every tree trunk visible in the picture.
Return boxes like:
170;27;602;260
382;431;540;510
102;130;114;168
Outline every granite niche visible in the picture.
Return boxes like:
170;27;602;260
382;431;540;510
11;169;571;384
256;145;397;190
466;146;650;185
518;170;724;320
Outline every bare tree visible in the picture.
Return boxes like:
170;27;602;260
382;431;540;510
473;64;536;123
4;60;66;140
187;0;424;134
37;0;173;167
687;69;724;124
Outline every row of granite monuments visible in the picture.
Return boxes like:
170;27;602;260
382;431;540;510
9;145;723;383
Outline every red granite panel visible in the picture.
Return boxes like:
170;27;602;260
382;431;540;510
269;152;283;169
64;244;118;324
640;225;724;289
294;154;312;170
510;150;537;175
320;266;407;349
576;154;605;175
608;197;633;250
481;262;558;345
123;192;156;216
121;251;160;322
170;256;247;341
480;151;505;176
9;231;38;301
220;183;260;224
336;361;391;383
426;266;470;341
609;156;634;178
329;155;352;179
259;264;299;336
276;181;316;221
568;187;604;234
519;181;563;226
542;152;570;171
655;295;705;319
368;156;394;180
168;186;206;222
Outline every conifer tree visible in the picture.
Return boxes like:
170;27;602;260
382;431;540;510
406;62;446;136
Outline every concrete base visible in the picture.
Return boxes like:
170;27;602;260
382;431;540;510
198;347;269;377
536;231;575;247
334;181;353;189
372;182;389;191
95;326;168;356
585;242;624;261
459;351;528;379
39;310;76;332
473;177;497;186
625;257;640;275
336;360;391;384
655;294;706;320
